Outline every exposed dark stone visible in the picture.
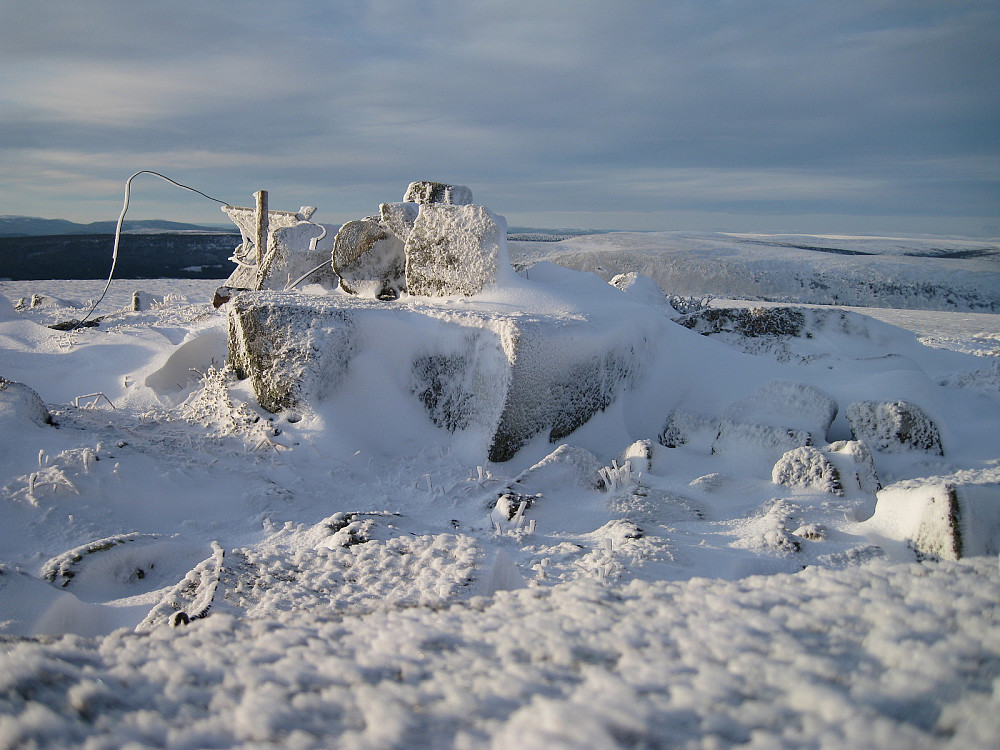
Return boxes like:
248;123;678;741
679;307;806;337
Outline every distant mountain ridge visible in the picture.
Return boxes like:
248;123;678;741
0;215;236;236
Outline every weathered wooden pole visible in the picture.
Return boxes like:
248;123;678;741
254;190;269;268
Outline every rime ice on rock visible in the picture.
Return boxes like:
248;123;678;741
227;274;658;462
845;400;943;455
0;376;53;427
222;201;334;291
402;181;473;206
772;446;844;496
228;294;359;412
379;202;419;242
331;218;406;300
404;204;509;297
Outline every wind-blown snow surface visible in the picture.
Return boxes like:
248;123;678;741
511;231;1000;312
1;232;999;749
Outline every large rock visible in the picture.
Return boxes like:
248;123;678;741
402;181;473;205
863;481;1000;560
0;376;53;427
227;271;659;461
772;446;844;496
845;400;943;455
331;218;406;299
379;202;419;243
404;204;509;297
228;293;360;412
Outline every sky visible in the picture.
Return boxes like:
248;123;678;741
1;1;998;236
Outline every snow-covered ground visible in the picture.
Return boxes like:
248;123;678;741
1;231;999;749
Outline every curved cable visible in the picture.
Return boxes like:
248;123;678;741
73;171;229;329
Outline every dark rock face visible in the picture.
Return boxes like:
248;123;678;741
679;307;806;338
331;218;406;300
488;334;640;462
845;400;943;455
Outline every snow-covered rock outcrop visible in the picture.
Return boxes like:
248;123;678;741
845;400;944;455
228;266;662;461
0;376;52;428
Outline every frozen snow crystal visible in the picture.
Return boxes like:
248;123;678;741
845;400;943;454
771;446;844;496
404;204;509;297
331;217;406;299
402;180;473;205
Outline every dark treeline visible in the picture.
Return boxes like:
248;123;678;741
0;234;241;280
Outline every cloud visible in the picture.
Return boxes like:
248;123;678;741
0;0;997;234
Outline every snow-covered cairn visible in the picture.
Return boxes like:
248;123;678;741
226;181;662;461
332;181;507;299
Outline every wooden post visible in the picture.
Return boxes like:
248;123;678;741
254;190;268;267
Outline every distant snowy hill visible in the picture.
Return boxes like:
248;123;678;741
510;231;1000;312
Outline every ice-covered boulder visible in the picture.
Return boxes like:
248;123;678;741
0;376;53;428
825;440;881;493
772;446;844;496
402;181;473;206
227;268;661;461
863;481;1000;561
331;218;407;299
845;400;943;455
228;294;359;412
725;380;837;444
379;202;419;242
404;204;510;297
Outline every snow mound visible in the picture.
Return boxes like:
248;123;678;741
725;379;838;443
0;376;52;428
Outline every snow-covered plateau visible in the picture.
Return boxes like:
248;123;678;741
1;230;999;749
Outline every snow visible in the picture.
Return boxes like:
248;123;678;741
1;230;999;748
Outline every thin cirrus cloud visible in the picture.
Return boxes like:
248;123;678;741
0;1;997;235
